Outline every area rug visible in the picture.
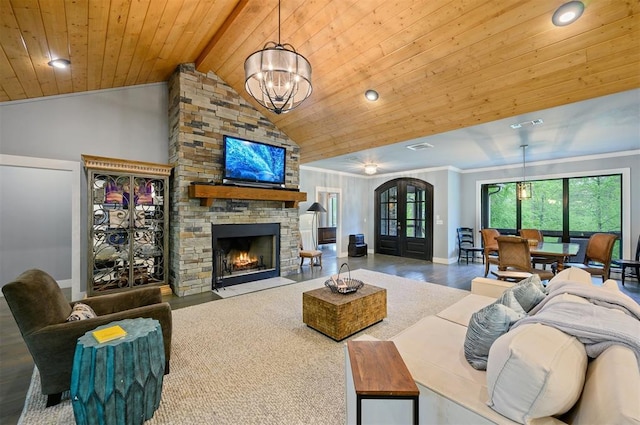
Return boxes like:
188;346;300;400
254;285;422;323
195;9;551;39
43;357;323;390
215;276;296;298
18;269;469;425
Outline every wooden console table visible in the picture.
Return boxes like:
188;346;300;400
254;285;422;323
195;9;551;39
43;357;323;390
347;340;419;425
188;184;306;208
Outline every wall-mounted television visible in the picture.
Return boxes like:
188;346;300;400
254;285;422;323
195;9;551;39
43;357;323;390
222;135;286;188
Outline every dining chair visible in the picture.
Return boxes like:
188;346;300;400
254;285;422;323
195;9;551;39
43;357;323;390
519;228;557;272
299;237;322;267
456;227;484;264
480;228;501;277
565;233;618;282
613;235;640;286
492;236;555;282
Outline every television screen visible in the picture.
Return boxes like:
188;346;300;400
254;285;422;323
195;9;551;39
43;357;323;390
223;135;286;187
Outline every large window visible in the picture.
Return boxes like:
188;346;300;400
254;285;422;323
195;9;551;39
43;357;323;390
481;174;623;258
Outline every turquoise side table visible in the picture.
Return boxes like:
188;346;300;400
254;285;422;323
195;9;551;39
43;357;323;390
71;318;165;425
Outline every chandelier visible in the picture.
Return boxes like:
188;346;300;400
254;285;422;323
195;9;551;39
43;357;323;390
517;144;532;200
244;0;312;114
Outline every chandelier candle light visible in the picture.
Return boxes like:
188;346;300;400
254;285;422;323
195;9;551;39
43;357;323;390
244;0;312;114
517;144;532;200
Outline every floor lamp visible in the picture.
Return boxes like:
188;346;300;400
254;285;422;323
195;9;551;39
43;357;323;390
307;202;326;251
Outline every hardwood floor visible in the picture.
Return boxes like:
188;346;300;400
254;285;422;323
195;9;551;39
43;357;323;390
1;249;638;424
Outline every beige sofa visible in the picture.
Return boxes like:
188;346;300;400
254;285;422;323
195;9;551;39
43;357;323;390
346;269;640;424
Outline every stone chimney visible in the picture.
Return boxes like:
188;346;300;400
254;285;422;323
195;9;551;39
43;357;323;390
168;64;302;296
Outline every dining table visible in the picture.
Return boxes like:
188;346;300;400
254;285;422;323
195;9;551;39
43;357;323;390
530;241;581;271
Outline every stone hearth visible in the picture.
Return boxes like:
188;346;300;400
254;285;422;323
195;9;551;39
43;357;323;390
168;64;302;296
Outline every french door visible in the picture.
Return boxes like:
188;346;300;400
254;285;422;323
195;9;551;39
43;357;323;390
375;178;433;260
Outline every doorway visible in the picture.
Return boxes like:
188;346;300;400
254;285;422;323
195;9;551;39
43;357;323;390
316;187;341;256
374;178;433;260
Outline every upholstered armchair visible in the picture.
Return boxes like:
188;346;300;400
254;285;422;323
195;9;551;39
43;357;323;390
2;269;172;407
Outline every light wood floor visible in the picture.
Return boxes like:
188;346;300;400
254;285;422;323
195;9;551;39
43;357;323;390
1;249;638;424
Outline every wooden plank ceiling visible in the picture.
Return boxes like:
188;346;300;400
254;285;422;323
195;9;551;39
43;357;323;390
1;0;638;164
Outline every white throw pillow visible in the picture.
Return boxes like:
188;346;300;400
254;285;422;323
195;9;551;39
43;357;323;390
547;267;592;287
565;344;640;424
486;323;587;423
602;279;622;292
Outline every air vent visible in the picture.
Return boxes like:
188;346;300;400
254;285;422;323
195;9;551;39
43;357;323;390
406;142;434;151
510;118;544;129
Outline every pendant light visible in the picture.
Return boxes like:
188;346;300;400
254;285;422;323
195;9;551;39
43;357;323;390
244;0;312;114
517;144;532;200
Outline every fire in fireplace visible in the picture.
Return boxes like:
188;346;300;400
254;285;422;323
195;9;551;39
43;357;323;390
211;223;280;289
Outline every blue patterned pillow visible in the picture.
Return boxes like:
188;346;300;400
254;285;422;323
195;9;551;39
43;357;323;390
464;295;525;370
66;302;97;322
511;276;546;312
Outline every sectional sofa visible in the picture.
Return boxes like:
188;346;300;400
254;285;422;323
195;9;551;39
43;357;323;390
345;268;640;424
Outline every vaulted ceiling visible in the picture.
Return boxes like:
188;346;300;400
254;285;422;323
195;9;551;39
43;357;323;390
1;0;638;168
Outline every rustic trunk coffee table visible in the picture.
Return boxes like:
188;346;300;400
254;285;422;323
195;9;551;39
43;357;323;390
302;284;387;340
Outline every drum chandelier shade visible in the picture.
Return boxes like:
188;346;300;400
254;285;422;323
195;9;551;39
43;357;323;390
244;1;312;114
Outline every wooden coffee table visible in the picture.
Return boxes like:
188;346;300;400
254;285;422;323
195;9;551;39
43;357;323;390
302;284;387;340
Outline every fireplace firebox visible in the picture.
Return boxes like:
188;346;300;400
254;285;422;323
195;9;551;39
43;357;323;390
211;223;280;289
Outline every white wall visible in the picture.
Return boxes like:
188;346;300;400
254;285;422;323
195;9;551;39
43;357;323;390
299;168;369;257
0;84;169;293
302;151;639;263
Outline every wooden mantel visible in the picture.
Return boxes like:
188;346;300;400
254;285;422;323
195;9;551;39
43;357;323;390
188;184;307;208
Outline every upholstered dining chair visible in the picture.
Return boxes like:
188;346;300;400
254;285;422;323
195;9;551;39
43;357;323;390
2;269;172;407
480;228;501;277
519;228;557;272
299;238;322;267
565;233;618;282
492;236;555;282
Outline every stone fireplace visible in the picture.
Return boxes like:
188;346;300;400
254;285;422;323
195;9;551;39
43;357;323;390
167;64;303;297
212;223;280;288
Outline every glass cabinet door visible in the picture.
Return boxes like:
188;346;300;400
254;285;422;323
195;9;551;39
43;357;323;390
89;171;168;295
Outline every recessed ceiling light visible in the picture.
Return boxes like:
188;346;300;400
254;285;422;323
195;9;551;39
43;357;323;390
552;1;585;26
510;119;544;129
48;58;71;69
365;89;379;101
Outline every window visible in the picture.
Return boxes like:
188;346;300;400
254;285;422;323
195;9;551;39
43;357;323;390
405;184;426;238
521;180;563;239
481;173;623;258
380;186;398;236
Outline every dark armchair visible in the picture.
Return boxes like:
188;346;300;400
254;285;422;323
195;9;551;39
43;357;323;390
2;269;172;407
348;234;368;257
